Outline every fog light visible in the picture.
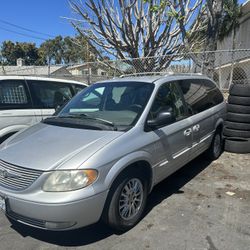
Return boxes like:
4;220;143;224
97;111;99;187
45;221;76;230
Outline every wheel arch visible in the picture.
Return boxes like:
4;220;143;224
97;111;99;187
215;118;224;133
104;151;154;194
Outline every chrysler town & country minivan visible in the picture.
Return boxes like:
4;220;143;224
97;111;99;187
0;74;226;231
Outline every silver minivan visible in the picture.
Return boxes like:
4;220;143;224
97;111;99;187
0;76;87;143
0;74;226;231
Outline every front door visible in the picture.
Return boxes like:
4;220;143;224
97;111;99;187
148;81;193;183
27;80;74;121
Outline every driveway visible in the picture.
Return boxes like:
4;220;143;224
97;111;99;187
0;152;250;250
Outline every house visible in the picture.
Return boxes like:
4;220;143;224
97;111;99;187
67;62;108;76
0;59;71;77
67;62;112;84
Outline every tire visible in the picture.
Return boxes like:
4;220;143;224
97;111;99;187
225;121;250;131
103;169;148;231
227;104;250;114
224;127;250;138
226;112;250;123
225;137;250;154
228;96;250;106
206;130;223;160
229;84;250;97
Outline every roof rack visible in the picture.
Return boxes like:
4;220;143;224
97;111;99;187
119;72;203;78
119;72;172;78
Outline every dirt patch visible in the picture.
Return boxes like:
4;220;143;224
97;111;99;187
219;175;238;181
215;187;250;201
182;188;209;199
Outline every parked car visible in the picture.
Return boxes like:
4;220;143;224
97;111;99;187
0;74;226;231
0;76;87;143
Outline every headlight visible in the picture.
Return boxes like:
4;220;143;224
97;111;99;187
43;169;98;192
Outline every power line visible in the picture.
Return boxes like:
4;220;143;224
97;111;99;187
0;18;54;38
0;26;48;41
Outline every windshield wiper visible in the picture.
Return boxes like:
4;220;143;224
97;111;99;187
58;114;117;130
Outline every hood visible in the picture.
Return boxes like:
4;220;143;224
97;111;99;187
0;123;123;171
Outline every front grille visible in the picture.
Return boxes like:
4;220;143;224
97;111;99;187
0;159;42;191
7;209;46;229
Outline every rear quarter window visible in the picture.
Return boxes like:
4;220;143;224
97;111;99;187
179;79;223;114
0;80;31;108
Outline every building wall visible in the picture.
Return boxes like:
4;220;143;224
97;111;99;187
216;1;250;87
218;1;250;50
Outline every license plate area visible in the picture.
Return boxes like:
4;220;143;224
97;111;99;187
0;195;6;212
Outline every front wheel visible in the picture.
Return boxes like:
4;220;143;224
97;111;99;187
103;171;148;232
206;130;223;160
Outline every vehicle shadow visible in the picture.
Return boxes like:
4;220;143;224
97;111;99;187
145;153;211;215
10;153;213;247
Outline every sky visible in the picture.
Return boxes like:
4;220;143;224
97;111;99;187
0;0;77;46
0;0;248;47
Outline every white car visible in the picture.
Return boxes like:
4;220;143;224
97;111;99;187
0;76;87;143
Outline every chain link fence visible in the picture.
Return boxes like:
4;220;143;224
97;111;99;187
1;49;250;90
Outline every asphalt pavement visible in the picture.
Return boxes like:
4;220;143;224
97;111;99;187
0;152;250;250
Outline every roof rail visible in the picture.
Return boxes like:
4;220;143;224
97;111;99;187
119;72;173;78
119;72;203;78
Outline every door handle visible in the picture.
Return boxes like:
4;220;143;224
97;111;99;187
193;124;200;132
184;128;192;136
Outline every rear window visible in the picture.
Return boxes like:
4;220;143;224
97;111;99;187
28;80;74;109
179;79;223;114
0;80;31;108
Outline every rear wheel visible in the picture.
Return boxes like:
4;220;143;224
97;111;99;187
206;130;223;160
104;170;148;232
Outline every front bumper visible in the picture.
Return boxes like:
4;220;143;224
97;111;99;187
2;190;108;230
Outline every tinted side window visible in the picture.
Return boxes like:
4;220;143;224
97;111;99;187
149;82;186;123
0;80;31;108
73;84;87;94
28;81;73;109
204;80;224;105
179;79;223;114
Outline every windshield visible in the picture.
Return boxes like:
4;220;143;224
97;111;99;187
53;81;154;131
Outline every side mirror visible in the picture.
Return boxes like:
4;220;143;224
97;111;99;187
147;110;175;129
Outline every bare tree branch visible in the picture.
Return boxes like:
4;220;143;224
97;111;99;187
69;0;203;72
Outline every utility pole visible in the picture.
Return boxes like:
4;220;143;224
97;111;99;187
47;55;51;77
87;42;90;84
